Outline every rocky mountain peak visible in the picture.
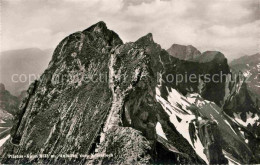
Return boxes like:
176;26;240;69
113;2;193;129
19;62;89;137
82;21;123;47
84;21;107;32
194;51;226;63
167;43;201;61
135;33;154;46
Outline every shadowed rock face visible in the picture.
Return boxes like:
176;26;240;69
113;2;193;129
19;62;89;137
193;51;226;63
230;53;260;100
166;46;230;106
224;54;260;160
0;83;20;117
1;22;260;164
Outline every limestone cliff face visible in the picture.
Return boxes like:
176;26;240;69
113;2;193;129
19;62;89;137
223;73;260;162
226;54;260;160
167;44;201;61
1;22;260;164
229;53;260;103
2;21;122;164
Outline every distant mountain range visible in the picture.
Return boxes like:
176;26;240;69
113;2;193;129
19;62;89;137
0;48;53;96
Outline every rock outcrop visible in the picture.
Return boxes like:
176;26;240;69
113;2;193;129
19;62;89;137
229;53;260;100
0;83;20;117
167;44;201;61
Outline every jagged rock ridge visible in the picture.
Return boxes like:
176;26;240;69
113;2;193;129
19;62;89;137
229;53;260;100
1;22;260;164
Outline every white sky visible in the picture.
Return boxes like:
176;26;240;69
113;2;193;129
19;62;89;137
1;0;260;60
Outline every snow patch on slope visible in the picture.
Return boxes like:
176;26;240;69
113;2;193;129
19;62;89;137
156;122;168;140
0;135;10;147
257;63;260;71
233;112;259;127
0;119;5;123
243;70;251;78
155;87;209;164
222;150;241;165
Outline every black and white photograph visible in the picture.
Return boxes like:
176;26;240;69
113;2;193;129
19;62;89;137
0;0;260;164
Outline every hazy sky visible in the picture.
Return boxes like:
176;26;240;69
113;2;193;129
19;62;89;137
1;0;260;60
